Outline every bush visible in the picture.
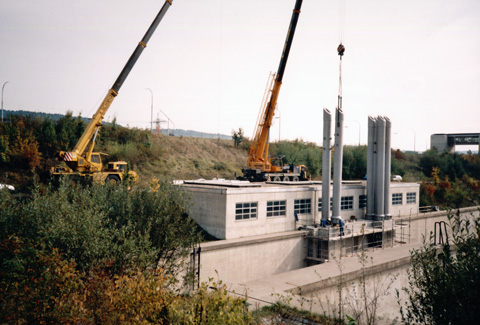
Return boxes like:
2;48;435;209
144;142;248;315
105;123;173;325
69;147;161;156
0;178;201;276
398;210;480;324
1;180;256;322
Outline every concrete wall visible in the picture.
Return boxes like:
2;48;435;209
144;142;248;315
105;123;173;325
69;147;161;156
403;206;480;243
389;183;421;217
431;134;451;152
196;206;479;289
224;186;312;239
186;185;228;239
199;231;305;284
295;256;410;324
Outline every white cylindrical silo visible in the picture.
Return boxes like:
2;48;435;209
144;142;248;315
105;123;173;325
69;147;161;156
332;108;344;223
383;117;392;219
322;108;332;221
366;116;376;219
375;116;386;219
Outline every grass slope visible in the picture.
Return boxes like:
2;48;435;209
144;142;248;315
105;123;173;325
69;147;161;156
132;135;247;185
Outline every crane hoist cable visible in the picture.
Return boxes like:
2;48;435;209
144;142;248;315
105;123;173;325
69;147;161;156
337;43;345;112
337;0;346;113
338;0;346;44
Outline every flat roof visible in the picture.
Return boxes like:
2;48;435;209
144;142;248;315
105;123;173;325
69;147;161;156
432;133;480;137
176;179;416;190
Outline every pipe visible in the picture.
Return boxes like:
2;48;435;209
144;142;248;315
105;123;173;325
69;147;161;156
384;117;392;219
375;116;386;219
322;108;332;221
332;108;344;222
366;116;376;219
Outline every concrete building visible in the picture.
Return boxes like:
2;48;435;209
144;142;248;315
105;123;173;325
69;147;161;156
179;180;420;240
431;133;480;153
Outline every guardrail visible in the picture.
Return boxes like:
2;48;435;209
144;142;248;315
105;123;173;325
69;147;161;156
306;218;411;263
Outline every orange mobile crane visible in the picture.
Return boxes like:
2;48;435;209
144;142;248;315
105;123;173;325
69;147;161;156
52;0;173;184
240;0;307;182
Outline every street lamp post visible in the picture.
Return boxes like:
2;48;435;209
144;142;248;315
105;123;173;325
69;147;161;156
145;88;153;133
409;129;416;152
1;81;9;123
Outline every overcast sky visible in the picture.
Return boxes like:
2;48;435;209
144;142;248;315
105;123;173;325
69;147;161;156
1;0;479;152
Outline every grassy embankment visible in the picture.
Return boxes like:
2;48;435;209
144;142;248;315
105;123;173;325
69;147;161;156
105;134;248;186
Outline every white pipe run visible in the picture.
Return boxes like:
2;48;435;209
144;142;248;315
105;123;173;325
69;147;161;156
374;116;386;219
332;108;344;222
383;117;392;218
366;116;376;219
322;108;332;221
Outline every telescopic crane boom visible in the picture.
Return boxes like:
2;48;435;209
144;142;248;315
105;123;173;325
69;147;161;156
53;0;173;184
242;0;307;182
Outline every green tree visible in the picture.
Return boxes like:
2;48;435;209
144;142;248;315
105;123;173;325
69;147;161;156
231;128;244;147
0;178;201;276
342;145;367;180
37;118;57;156
55;111;85;150
270;139;322;178
419;149;442;177
398;210;480;324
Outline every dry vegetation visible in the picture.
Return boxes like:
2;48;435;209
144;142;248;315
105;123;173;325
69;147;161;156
135;135;247;185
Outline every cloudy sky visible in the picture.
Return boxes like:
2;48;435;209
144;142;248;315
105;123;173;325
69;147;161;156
1;0;479;152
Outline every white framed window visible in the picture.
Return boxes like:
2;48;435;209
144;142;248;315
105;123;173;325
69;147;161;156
235;202;258;220
392;193;403;205
406;192;416;204
294;198;311;214
267;200;286;217
341;196;354;210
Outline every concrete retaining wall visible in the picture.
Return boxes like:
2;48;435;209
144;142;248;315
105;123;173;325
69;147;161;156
199;231;305;284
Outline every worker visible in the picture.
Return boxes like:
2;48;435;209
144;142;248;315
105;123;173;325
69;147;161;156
339;217;345;236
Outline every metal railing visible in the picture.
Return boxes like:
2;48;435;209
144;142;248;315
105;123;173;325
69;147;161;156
306;217;411;263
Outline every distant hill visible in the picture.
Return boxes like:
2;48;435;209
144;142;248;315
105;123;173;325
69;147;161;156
2;109;230;140
160;129;230;140
2;109;91;124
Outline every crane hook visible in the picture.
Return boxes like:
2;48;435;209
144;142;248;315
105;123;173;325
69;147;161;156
337;43;345;57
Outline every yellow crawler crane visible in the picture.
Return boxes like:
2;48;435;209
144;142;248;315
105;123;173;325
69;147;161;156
241;0;307;182
52;0;173;184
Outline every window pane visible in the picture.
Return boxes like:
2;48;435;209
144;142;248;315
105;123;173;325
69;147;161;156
266;200;286;217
